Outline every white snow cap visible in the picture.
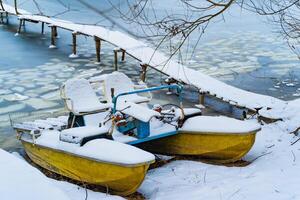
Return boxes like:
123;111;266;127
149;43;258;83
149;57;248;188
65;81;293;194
104;71;149;103
0;149;70;200
63;78;110;114
35;130;155;165
79;139;155;165
117;101;160;122
60;126;108;144
180;116;261;134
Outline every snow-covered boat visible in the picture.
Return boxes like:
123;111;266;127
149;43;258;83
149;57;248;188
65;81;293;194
137;116;260;163
18;129;155;195
14;72;261;194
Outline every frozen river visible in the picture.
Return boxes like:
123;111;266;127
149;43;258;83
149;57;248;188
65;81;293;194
0;0;299;150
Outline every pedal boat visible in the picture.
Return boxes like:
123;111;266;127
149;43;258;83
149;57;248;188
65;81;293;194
102;74;260;163
18;128;155;195
137;116;261;163
14;71;261;178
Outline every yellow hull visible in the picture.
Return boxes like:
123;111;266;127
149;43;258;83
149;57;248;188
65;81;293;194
22;140;151;195
137;131;257;163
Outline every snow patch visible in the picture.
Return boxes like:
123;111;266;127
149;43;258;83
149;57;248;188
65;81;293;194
0;149;70;200
49;45;57;49
68;53;79;58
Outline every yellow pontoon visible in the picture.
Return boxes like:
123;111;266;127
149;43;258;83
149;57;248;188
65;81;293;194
19;127;155;195
138;116;260;163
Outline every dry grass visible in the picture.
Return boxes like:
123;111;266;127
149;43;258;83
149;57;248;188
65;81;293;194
150;155;251;169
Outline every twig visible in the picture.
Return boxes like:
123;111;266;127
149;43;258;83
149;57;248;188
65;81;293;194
203;169;207;184
84;183;88;200
291;137;300;146
250;151;272;162
292;150;296;162
290;127;300;135
227;188;241;200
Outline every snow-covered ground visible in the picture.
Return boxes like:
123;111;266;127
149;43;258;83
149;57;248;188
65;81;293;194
2;109;300;199
136;101;300;199
140;119;300;199
0;149;123;200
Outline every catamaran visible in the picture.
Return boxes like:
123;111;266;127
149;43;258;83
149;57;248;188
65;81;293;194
14;72;261;195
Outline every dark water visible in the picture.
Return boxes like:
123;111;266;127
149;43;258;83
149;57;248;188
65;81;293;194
0;1;299;150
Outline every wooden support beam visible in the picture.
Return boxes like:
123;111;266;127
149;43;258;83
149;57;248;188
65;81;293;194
71;32;77;57
41;22;44;34
114;49;118;71
54;26;58;37
6;12;8;24
199;92;205;105
49;26;56;48
94;36;101;62
140;63;148;82
17;19;22;34
121;49;126;62
0;13;3;24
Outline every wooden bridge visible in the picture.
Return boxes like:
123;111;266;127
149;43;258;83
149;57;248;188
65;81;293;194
0;3;286;120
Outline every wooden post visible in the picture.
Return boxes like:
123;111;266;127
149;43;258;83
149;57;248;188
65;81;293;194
0;13;3;24
41;22;44;34
114;49;118;71
50;26;56;48
94;36;101;62
199;92;205;105
72;32;77;56
54;26;58;37
121;49;126;62
140;63;148;82
17;19;22;34
5;12;8;24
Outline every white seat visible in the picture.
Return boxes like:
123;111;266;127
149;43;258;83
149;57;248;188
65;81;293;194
61;78;111;115
103;72;150;103
60;126;108;144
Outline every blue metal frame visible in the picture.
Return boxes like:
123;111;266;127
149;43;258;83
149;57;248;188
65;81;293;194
127;130;178;145
111;84;182;143
112;84;183;113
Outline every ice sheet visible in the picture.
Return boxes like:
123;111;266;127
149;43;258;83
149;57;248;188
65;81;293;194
4;3;287;112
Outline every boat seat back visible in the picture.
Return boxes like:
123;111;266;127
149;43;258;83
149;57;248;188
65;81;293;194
66;111;111;129
104;72;149;103
62;78;111;115
60;126;108;146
